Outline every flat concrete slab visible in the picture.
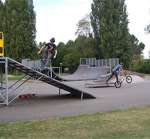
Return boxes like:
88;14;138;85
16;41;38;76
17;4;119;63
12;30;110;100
0;77;150;123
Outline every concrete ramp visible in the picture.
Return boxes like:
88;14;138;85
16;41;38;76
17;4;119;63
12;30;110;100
63;65;110;81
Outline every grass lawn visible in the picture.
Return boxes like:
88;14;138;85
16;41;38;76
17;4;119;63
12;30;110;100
0;107;150;139
8;75;25;80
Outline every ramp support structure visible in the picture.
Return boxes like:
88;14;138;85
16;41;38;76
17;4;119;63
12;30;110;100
0;58;32;105
0;57;8;105
0;57;95;105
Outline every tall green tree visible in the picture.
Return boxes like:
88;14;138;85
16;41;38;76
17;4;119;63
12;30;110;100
130;34;145;64
54;36;98;73
91;0;132;67
3;0;37;61
0;0;2;29
0;0;4;32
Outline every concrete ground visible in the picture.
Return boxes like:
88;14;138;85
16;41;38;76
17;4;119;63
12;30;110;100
0;76;150;123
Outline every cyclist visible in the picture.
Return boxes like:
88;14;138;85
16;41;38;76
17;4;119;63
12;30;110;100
106;63;123;84
38;37;57;68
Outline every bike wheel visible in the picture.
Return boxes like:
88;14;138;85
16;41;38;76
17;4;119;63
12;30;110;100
114;81;122;88
126;75;132;83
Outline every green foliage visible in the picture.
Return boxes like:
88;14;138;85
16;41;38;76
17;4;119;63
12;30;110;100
90;0;135;67
53;42;70;67
0;1;4;30
132;59;150;74
54;36;98;73
63;49;81;73
130;35;145;64
0;0;37;61
0;0;146;70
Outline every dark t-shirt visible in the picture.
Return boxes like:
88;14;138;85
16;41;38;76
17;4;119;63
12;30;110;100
45;42;56;51
42;43;56;59
112;64;122;75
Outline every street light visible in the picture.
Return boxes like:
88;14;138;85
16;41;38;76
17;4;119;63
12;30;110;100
60;63;63;75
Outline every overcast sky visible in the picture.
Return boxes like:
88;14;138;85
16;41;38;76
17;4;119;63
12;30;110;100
34;0;150;58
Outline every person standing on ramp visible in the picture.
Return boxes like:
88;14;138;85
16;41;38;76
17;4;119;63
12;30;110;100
38;37;57;68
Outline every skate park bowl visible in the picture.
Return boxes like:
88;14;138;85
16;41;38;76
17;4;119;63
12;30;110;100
62;65;111;81
21;58;119;81
62;58;119;81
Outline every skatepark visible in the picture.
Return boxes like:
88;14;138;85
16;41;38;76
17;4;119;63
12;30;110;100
0;57;149;123
1;1;150;138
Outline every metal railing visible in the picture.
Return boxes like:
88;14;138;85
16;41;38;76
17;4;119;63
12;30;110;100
80;58;119;69
22;59;61;76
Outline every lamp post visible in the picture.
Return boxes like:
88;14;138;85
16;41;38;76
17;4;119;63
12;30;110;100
60;63;62;75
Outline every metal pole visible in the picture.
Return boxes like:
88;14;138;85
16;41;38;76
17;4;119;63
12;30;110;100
59;67;61;76
0;61;3;103
0;62;2;88
59;88;61;95
80;58;81;65
81;91;83;101
50;59;52;78
109;59;112;73
60;63;62;75
5;57;8;105
51;67;52;77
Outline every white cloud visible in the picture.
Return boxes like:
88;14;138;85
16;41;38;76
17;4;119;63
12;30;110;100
126;0;150;58
35;0;92;44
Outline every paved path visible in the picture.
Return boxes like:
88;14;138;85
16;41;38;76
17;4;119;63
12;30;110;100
0;79;150;123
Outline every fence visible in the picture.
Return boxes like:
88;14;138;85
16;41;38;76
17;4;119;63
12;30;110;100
22;59;61;76
80;58;119;69
22;58;119;74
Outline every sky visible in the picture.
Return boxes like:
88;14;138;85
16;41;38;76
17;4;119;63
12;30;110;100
34;0;92;43
34;0;150;58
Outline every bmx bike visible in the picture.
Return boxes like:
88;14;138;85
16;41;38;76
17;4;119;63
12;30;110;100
119;74;132;84
84;73;121;88
114;74;132;88
85;73;132;88
107;74;132;88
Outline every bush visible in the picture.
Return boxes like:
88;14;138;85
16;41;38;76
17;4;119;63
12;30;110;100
132;59;150;74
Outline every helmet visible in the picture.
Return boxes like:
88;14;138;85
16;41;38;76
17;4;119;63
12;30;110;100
50;37;55;43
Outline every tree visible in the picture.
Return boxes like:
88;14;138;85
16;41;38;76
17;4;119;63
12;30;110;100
145;25;150;33
130;34;145;64
130;35;145;55
91;0;132;67
53;42;67;67
0;1;2;29
74;36;98;58
0;0;5;32
53;36;98;72
3;0;37;61
75;14;92;37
